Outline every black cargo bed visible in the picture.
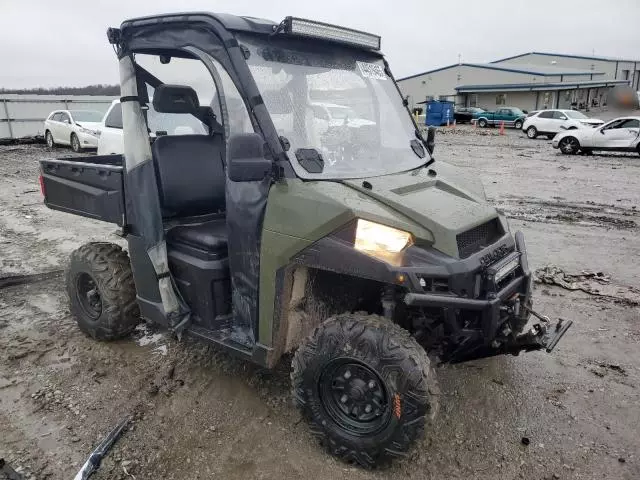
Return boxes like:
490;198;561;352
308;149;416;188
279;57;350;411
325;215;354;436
39;154;125;225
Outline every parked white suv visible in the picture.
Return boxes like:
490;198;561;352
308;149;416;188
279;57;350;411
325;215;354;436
44;110;103;152
522;109;604;139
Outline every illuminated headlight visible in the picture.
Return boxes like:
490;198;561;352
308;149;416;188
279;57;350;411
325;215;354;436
354;219;413;265
284;17;381;50
493;254;520;284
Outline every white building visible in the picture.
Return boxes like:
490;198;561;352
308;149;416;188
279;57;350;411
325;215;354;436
398;52;639;112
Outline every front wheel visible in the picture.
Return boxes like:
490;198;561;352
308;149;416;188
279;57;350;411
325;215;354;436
478;118;488;128
292;314;439;468
66;242;140;340
45;131;55;148
558;136;580;155
526;126;538;139
514;119;523;129
70;133;82;153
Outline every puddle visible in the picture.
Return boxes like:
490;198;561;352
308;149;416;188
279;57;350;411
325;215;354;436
134;323;168;356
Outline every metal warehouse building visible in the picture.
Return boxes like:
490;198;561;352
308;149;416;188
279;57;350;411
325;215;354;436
398;52;639;112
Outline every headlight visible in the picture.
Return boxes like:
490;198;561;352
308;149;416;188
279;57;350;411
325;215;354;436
354;219;413;265
79;127;98;136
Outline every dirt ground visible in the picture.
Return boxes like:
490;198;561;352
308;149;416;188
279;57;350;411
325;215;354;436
1;126;639;480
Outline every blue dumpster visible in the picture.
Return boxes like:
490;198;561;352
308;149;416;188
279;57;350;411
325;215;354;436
425;100;455;126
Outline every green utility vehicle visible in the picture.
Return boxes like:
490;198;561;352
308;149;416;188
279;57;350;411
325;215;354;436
39;13;571;467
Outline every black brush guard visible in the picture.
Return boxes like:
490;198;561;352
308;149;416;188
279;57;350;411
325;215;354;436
404;232;573;363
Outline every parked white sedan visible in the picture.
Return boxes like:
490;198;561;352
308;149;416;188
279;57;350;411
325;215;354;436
552;116;640;155
522;109;604;139
44;110;103;152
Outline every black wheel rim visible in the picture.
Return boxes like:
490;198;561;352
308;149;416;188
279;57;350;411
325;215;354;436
561;138;577;153
319;358;390;436
75;272;102;320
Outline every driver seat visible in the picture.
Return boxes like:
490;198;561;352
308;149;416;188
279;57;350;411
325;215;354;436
149;84;229;257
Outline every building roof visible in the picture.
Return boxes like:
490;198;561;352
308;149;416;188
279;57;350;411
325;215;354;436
396;62;603;82
455;79;631;93
491;51;640;64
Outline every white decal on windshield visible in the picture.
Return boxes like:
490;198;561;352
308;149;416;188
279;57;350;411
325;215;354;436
357;61;387;80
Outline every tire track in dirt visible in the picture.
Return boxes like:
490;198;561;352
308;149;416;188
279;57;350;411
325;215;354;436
491;195;639;230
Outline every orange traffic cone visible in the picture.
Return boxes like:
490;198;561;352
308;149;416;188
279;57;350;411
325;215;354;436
499;121;505;135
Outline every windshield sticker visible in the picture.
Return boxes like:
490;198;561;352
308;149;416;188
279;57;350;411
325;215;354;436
357;61;387;80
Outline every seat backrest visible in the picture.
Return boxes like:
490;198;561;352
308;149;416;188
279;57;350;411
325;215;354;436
151;134;226;218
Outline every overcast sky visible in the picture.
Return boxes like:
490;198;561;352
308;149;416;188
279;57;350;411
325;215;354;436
1;0;639;88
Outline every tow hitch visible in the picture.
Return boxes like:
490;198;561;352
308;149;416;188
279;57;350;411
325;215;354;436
509;315;573;354
450;307;573;363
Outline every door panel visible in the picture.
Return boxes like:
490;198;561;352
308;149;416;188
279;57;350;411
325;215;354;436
594;119;640;148
536;111;554;132
551;111;569;133
57;112;72;144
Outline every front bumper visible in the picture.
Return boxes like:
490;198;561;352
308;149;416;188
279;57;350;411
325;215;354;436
400;231;571;362
76;130;99;148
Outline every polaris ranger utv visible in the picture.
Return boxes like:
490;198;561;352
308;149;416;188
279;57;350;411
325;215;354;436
39;12;572;467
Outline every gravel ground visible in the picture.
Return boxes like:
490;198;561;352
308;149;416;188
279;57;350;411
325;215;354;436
1;128;639;480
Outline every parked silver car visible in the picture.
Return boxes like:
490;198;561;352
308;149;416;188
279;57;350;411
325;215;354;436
552;116;640;155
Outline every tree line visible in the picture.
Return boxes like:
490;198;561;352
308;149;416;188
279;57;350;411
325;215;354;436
0;85;120;95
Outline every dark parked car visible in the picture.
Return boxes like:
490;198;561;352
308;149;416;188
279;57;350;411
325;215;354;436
454;107;485;124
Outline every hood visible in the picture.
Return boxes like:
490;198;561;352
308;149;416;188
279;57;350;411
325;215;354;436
579;118;604;126
340;162;502;258
75;121;102;131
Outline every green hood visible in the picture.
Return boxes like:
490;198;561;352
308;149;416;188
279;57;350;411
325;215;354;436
263;162;503;259
340;162;501;257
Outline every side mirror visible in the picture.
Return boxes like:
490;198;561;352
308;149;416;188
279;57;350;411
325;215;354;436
600;129;606;134
227;133;272;182
426;126;436;154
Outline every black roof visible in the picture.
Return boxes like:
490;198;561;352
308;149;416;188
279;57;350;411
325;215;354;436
120;12;278;35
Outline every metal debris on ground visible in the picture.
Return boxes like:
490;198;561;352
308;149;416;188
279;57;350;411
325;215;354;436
73;416;130;480
534;266;640;306
0;458;23;480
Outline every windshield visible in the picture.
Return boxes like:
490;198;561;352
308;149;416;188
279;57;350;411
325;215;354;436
564;110;588;119
326;106;355;120
70;110;103;122
238;34;423;179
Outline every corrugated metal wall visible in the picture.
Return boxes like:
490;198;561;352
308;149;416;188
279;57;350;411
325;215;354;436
0;95;117;139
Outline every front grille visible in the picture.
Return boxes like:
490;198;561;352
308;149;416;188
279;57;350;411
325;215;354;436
418;276;449;293
457;218;503;258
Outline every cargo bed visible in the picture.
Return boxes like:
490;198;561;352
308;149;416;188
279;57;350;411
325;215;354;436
39;154;125;226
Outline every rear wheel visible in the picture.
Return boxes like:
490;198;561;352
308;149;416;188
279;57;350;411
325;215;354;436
45;130;55;148
526;126;538;139
558;136;580;155
292;313;438;468
66;242;140;341
514;119;523;129
70;133;82;153
478;118;488;128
